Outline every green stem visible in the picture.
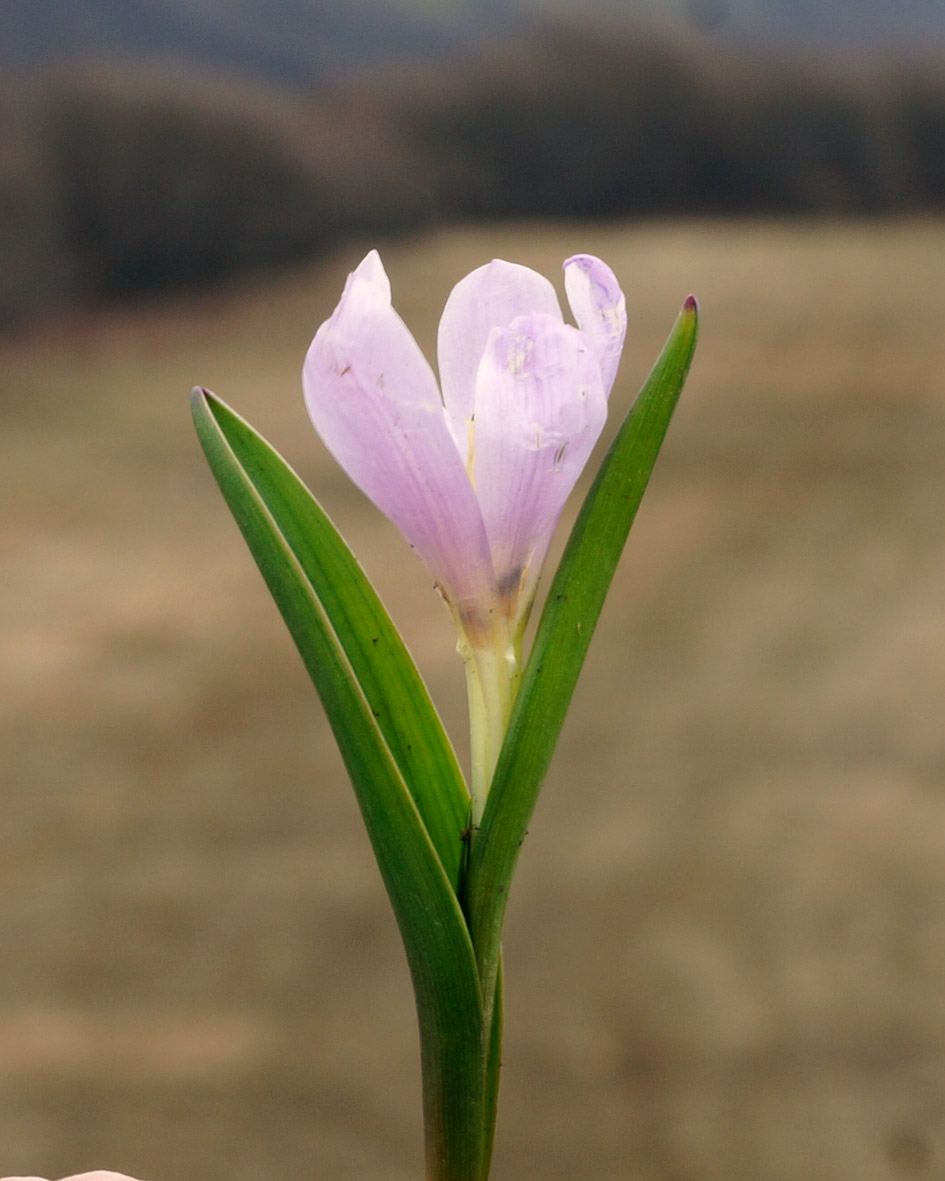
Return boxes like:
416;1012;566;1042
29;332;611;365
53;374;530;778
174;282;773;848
420;1010;485;1181
462;627;520;825
479;957;504;1181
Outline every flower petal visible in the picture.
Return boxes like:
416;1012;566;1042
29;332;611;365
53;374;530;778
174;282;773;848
437;259;563;464
563;254;627;397
303;252;496;613
470;311;608;626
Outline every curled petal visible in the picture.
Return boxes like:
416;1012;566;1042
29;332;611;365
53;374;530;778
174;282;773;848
564;254;627;397
437;259;562;464
303;252;495;613
470;311;608;626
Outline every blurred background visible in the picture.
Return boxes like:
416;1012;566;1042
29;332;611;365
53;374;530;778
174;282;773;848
3;2;945;1179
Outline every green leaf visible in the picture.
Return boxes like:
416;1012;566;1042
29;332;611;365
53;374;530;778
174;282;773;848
479;959;503;1181
192;389;483;1179
466;297;699;1009
193;390;469;888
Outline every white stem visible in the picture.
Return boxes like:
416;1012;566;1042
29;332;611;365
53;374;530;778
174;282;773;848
462;623;520;826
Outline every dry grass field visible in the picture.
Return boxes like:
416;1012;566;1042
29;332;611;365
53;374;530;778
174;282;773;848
2;218;945;1181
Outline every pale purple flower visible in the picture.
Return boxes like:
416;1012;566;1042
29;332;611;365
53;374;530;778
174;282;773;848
303;250;626;643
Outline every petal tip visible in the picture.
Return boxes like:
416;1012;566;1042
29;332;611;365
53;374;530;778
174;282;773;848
345;249;390;304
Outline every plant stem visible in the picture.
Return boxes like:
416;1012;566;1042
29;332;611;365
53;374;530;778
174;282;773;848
479;959;504;1180
462;625;520;825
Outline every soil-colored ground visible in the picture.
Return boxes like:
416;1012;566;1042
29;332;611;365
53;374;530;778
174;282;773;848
3;220;945;1181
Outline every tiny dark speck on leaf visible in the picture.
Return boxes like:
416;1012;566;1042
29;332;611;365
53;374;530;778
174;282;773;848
372;709;380;718
371;636;379;645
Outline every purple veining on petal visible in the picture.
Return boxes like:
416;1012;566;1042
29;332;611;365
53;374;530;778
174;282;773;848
437;259;562;465
303;252;496;613
470;310;608;626
564;254;627;397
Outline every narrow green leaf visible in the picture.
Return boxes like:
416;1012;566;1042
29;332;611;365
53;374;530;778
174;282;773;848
467;298;699;1008
479;959;503;1181
192;389;483;1178
194;390;469;889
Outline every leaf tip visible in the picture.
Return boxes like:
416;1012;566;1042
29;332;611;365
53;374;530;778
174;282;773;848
683;294;699;315
191;387;227;434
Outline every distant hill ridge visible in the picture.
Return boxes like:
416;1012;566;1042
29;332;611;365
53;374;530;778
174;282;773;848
0;0;506;86
3;14;945;325
3;0;945;88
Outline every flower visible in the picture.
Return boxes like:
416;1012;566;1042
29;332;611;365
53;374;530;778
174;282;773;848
304;250;625;638
303;250;626;812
